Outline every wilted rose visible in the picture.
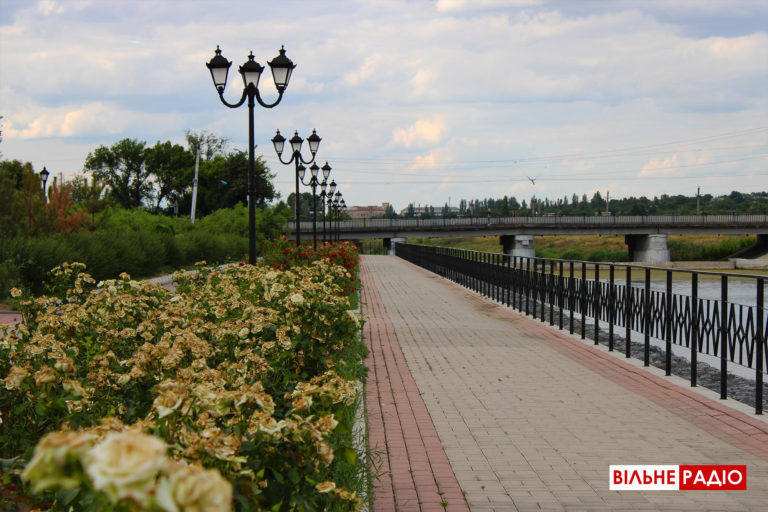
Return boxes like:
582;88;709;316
85;431;167;503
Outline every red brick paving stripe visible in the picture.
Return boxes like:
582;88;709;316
361;260;470;512
399;257;768;464
0;312;22;326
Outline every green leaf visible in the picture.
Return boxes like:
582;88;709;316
60;487;80;505
342;447;357;465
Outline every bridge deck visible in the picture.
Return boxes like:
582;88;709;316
362;255;768;511
293;214;768;239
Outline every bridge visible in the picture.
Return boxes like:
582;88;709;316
288;214;768;262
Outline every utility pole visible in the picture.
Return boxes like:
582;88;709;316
696;186;701;215
190;149;200;223
606;190;610;214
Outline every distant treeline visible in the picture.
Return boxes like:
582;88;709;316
400;191;768;218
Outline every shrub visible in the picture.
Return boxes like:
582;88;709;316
1;250;366;511
0;205;291;301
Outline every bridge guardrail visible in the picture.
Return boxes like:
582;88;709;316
287;214;768;233
394;242;767;415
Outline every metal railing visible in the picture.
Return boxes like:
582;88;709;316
395;243;767;414
287;214;768;233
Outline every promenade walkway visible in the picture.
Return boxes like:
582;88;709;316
361;255;768;511
0;311;21;326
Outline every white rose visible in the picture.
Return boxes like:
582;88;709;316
22;431;97;493
85;431;167;504
289;293;304;305
156;462;232;512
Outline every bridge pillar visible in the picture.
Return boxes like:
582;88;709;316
625;234;670;262
500;235;535;259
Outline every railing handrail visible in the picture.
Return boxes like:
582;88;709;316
286;213;768;232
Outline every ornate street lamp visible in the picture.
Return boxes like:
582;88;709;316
333;191;342;241
273;129;321;245
206;44;295;264
297;162;322;250
39;166;50;203
321;174;335;244
330;196;339;242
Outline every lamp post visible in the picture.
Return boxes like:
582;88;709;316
339;198;346;242
39;166;50;203
332;191;342;241
206;44;295;265
330;197;339;242
272;129;321;246
322;179;336;243
297;162;326;250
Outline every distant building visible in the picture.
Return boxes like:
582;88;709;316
399;205;460;217
347;203;390;219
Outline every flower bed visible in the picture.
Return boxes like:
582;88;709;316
1;245;367;512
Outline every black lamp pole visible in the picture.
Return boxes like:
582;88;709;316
323;179;337;244
272;130;321;246
302;163;320;250
39;166;50;204
332;191;342;241
339;198;346;242
330;199;338;242
320;180;327;243
206;45;295;264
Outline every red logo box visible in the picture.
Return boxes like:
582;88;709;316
679;465;747;490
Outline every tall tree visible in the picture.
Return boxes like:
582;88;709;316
500;196;510;216
185;130;229;160
84;138;151;208
144;141;195;211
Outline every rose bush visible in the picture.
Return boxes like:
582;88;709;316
0;244;367;511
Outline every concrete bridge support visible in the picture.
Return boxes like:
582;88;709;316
500;234;535;259
625;234;670;262
384;237;407;255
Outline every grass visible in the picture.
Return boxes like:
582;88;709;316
410;234;757;262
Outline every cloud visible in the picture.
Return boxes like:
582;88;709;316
435;0;543;13
37;0;64;16
3;100;184;140
639;154;681;177
392;117;445;148
0;0;766;208
410;150;445;170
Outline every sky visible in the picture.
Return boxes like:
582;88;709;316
1;0;767;212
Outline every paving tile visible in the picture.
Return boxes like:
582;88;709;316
362;255;768;511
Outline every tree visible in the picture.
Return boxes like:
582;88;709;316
590;191;604;211
384;204;397;219
84;138;151;208
185;130;228;160
144;141;195;211
0;161;44;236
405;203;416;218
285;192;315;220
46;182;88;233
71;177;108;226
500;196;510;216
176;151;275;217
